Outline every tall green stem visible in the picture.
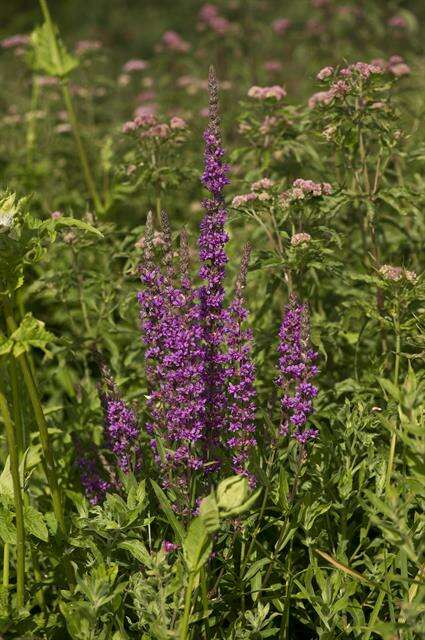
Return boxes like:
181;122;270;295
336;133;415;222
2;543;9;587
0;379;25;608
180;571;196;640
61;83;103;213
2;300;66;536
38;0;103;214
9;358;24;455
386;297;401;495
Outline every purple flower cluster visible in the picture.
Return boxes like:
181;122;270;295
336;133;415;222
73;436;110;505
223;244;257;479
138;214;207;506
138;69;258;503
199;67;231;453
277;296;319;444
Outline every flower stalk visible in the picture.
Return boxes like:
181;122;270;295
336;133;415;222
0;375;25;609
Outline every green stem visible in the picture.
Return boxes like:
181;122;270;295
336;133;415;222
180;571;196;640
200;567;211;639
61;83;103;213
9;358;24;455
38;0;103;214
386;299;401;495
0;379;25;608
26;78;40;167
2;543;9;587
2;300;66;536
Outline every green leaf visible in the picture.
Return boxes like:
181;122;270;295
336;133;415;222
24;505;49;541
117;540;150;565
0;506;17;544
0;458;14;500
183;517;212;573
8;313;55;358
199;491;220;533
28;23;79;77
51;216;103;237
151;480;185;544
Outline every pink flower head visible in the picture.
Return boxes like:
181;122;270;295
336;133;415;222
264;59;283;73
251;178;274;191
248;85;286;100
162;30;190;53
317;66;333;81
50;210;62;220
123;59;149;72
170;116;187;129
122;120;138;133
232;193;257;207
199;3;219;21
1;34;30;49
163;540;179;553
75;40;102;55
134;104;157;119
272;18;291;34
388;15;408;29
143;123;170;138
389;62;411;77
137;90;156;102
291;232;311;246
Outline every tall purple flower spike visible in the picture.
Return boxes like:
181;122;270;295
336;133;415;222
98;362;140;473
199;66;230;453
224;243;257;480
277;296;319;444
138;212;206;510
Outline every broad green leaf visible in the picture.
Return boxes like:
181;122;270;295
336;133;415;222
24;505;49;541
117;540;150;565
151;480;185;543
183;517;212;573
9;313;54;357
29;23;79;77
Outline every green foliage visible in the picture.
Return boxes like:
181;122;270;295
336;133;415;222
0;0;424;638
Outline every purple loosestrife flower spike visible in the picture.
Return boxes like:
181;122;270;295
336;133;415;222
179;227;190;285
224;243;257;479
160;209;174;276
277;296;318;444
98;362;140;473
199;66;230;454
73;434;110;505
138;218;206;512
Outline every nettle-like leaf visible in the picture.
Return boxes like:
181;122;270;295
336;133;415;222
28;22;79;78
0;313;55;358
183;517;212;573
24;505;49;542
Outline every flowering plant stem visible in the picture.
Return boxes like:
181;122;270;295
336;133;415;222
180;571;196;640
38;0;104;214
0;375;25;609
2;299;66;536
385;296;401;495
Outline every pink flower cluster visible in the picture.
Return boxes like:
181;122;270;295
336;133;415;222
199;4;232;34
232;177;274;208
161;30;190;53
122;114;187;138
122;59;149;72
1;34;30;49
291;232;311;246
281;179;332;204
379;265;417;283
388;15;408;29
272;18;291;35
248;85;287;100
75;40;102;55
